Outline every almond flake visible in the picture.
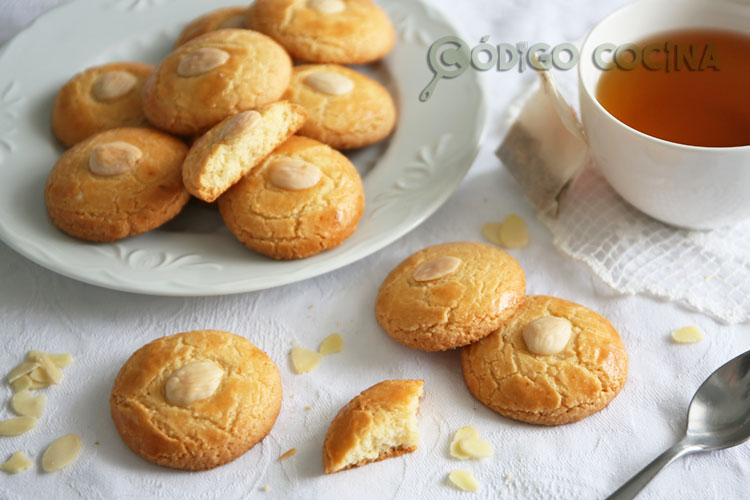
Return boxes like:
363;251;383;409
290;346;323;374
0;417;37;437
448;469;480;492
42;434;82;472
1;451;32;474
319;334;343;355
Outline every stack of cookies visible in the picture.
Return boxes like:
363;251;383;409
375;242;629;426
45;0;397;260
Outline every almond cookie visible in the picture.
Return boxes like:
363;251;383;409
143;29;292;136
174;6;249;48
110;330;282;470
218;135;365;260
323;379;423;474
51;62;154;147
182;101;307;203
461;295;629;426
283;64;396;150
247;0;395;64
44;127;189;242
375;242;526;352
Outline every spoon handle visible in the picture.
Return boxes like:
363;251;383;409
605;442;699;500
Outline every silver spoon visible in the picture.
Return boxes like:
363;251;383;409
607;349;750;499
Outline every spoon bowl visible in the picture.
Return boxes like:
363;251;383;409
607;350;750;499
686;352;750;450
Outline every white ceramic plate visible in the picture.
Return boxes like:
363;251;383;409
0;0;485;296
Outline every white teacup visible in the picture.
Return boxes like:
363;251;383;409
578;0;750;229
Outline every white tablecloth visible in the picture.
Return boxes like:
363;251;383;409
1;1;748;499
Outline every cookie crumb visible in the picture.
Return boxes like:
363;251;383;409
278;448;297;461
505;472;513;483
671;326;703;344
304;406;311;411
263;484;270;492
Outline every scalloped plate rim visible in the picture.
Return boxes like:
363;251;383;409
0;0;486;296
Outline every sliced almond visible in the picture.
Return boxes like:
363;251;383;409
89;141;142;176
220;110;262;142
319;333;343;355
290;346;323;374
92;71;137;101
50;353;73;369
177;47;230;77
413;256;462;282
481;222;503;246
42;434;82;472
11;375;32;393
458;437;494;459
498;214;529;249
522;316;573;356
37;352;63;385
308;0;346;14
449;426;479;459
165;360;224;407
672;326;704;344
11;391;46;418
304;71;354;96
219;15;246;29
448;469;480;492
1;451;32;474
28;351;73;369
8;361;39;383
0;416;37;437
29;379;51;391
269;158;322;191
29;366;51;384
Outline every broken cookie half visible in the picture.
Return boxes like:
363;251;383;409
323;379;424;474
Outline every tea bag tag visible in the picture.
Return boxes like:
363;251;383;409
497;64;589;217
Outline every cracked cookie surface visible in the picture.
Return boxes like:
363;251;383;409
247;0;395;64
283;64;396;150
461;295;628;425
218;135;364;260
143;29;291;136
51;62;154;147
44;127;189;242
375;242;526;352
110;329;282;470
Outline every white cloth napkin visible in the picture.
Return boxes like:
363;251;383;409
0;1;748;500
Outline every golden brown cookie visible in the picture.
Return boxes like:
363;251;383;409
283;64;396;150
44;127;189;242
174;6;249;48
51;62;154;147
218;135;365;260
323;379;423;474
247;0;395;64
461;295;629;426
375;242;526;352
110;329;282;471
182;101;307;203
143;29;292;136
